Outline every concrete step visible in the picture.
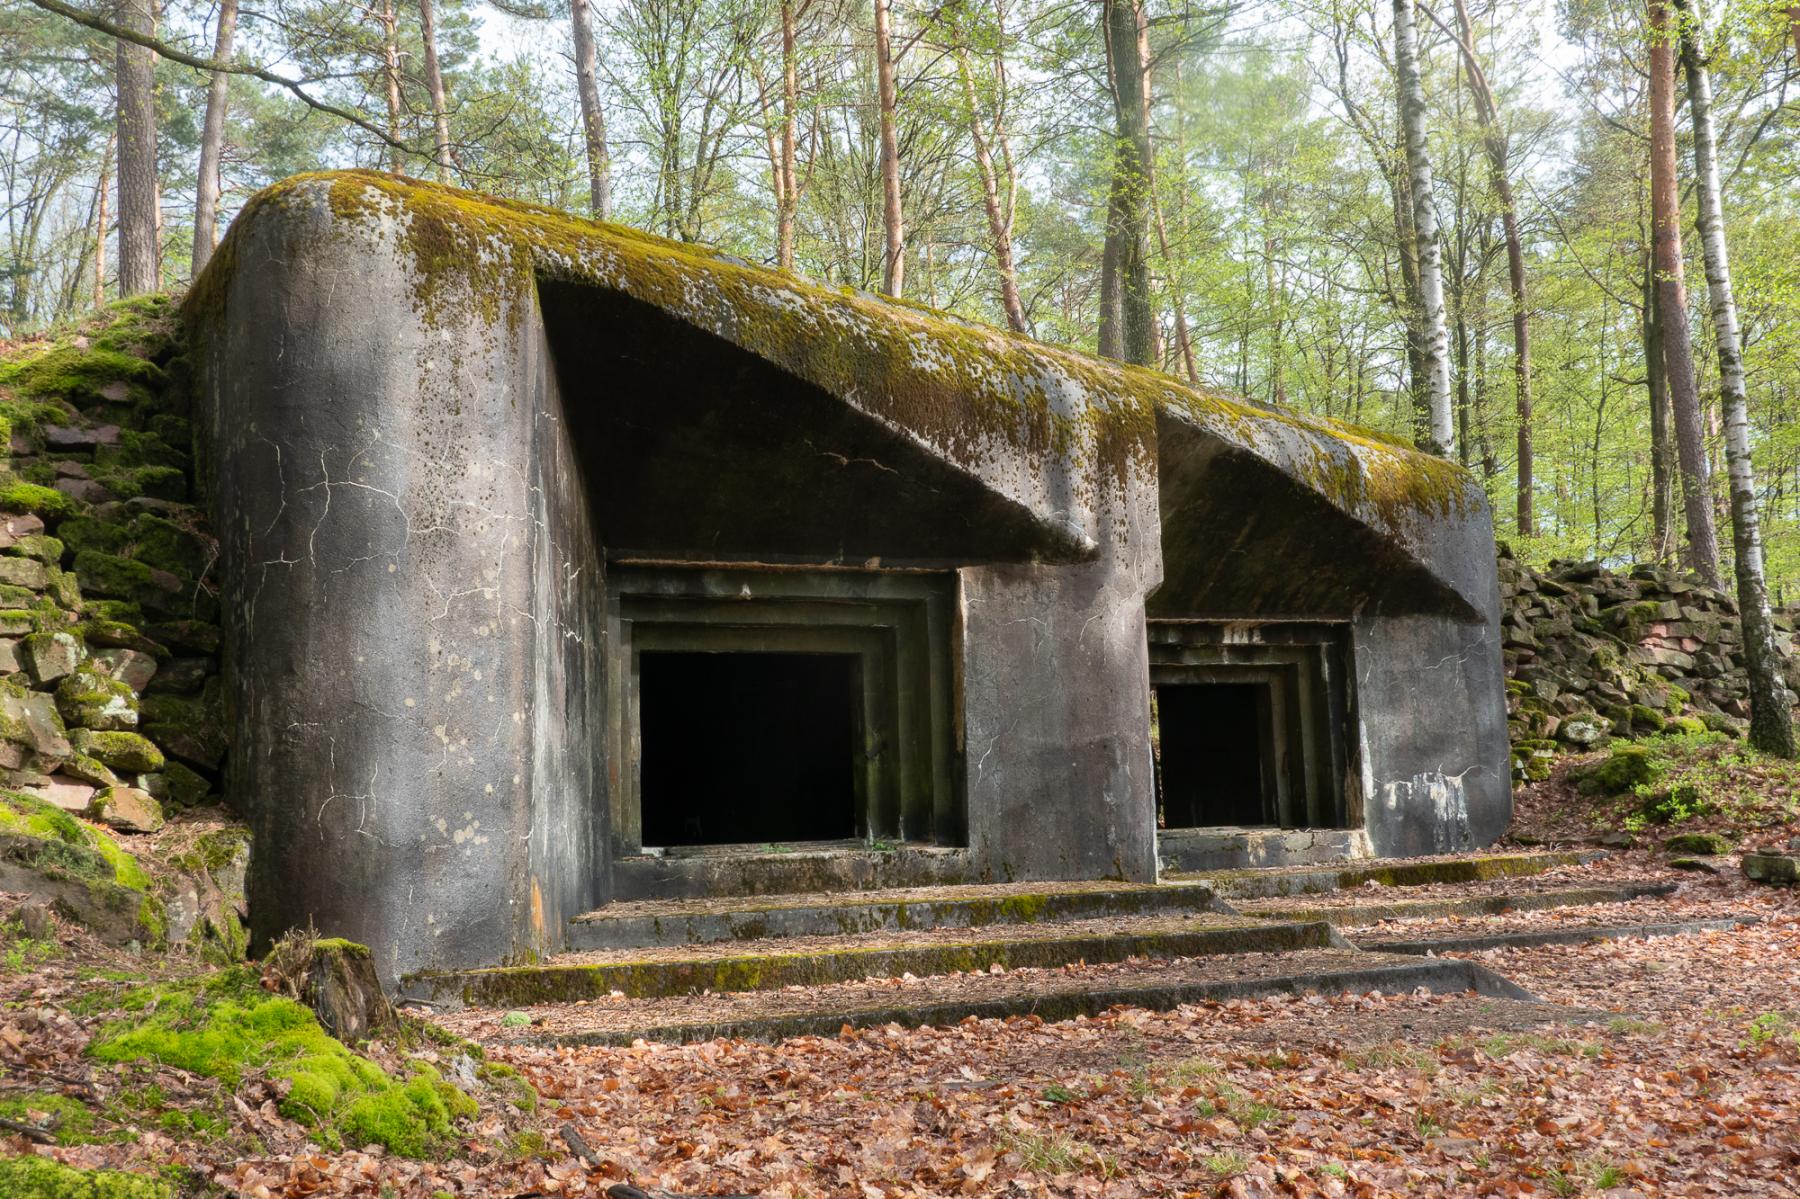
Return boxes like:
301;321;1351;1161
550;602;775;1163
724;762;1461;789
1235;882;1679;929
1183;850;1604;900
1353;915;1759;956
446;950;1540;1046
1157;827;1371;873
404;913;1345;1008
568;878;1226;951
611;842;974;902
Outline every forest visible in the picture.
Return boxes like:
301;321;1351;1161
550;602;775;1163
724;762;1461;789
2;0;1798;588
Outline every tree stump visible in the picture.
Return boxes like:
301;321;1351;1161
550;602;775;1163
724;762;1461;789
265;933;397;1042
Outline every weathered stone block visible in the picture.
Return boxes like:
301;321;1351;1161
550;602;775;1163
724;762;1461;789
88;785;163;833
1742;853;1799;886
0;556;48;591
0;688;71;758
91;647;157;692
21;630;84;684
54;664;138;731
16;774;96;812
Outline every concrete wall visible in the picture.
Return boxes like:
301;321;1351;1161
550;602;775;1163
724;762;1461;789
193;189;576;982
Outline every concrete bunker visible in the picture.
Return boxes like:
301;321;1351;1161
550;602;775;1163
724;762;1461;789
185;171;1511;982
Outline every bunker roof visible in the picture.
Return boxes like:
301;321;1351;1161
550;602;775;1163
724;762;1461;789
191;170;1482;546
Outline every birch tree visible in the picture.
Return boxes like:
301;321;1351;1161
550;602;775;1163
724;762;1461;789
1680;1;1793;753
952;0;1025;333
1391;0;1453;455
874;0;904;295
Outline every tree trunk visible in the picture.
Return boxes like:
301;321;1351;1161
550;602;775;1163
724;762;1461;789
1391;0;1453;455
570;0;612;219
955;50;1025;332
113;0;158;296
774;0;799;268
379;0;404;172
1446;0;1532;532
873;0;904;296
1648;0;1722;586
1644;252;1675;563
418;0;453;179
1098;0;1152;365
191;0;238;277
1151;189;1197;382
1682;13;1793;754
93;133;113;308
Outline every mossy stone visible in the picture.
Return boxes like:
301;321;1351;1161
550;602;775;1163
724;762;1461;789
157;759;212;808
1663;831;1732;855
72;729;165;773
58;515;132;556
46;563;81;609
93;429;189;472
1627;704;1666;733
0;482;75;519
85;599;145;625
81;617;166;657
127;513;210;578
55;663;139;731
5;533;63;564
73;549;154;599
139;690;225;769
0;789;151;893
92;465;186;503
61;752;122;788
1590;745;1660;793
0;554;48;590
0;341;164;404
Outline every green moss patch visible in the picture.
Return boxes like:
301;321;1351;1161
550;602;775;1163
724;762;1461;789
0;790;149;891
90;967;476;1158
0;482;75;520
0;1156;172;1199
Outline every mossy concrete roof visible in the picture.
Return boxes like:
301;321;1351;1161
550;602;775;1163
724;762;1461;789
190;170;1484;546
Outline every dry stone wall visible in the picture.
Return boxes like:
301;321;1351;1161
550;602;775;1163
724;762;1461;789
0;296;225;836
1499;543;1800;780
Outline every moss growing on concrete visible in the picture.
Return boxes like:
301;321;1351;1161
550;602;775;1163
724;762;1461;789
91;967;476;1158
0;1156;172;1199
192;170;1484;522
